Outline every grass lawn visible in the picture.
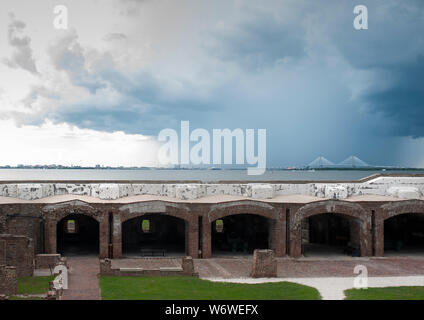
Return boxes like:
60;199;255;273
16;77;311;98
99;276;321;300
8;296;44;300
17;276;54;295
345;286;424;300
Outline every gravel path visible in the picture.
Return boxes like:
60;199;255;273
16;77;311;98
203;276;424;300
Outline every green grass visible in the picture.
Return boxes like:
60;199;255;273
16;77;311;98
142;219;150;232
17;276;54;295
345;286;424;300
9;296;44;300
99;276;321;300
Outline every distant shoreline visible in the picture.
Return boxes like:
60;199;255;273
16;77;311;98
0;167;423;171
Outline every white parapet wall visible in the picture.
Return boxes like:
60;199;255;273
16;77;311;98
98;184;120;200
251;184;274;199
324;185;348;199
387;186;421;200
0;175;423;201
17;184;43;200
175;185;200;200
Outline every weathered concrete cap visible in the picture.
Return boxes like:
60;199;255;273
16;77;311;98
325;185;348;199
250;184;274;199
159;267;183;271
175;185;200;200
99;184;120;200
119;267;144;272
387;186;421;199
17;184;43;200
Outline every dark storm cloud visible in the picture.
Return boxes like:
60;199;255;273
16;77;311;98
47;92;219;134
7;0;424;167
323;1;424;138
202;0;424;141
46;1;424;142
332;1;424;69
205;12;306;71
37;66;219;133
47;106;180;135
14;28;220;134
363;55;424;138
3;13;38;75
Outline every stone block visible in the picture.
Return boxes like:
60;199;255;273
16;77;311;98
324;185;348;199
0;265;17;295
182;256;195;275
99;259;115;276
118;184;134;198
41;184;55;198
17;184;43;200
387;186;421;199
250;249;277;278
175;185;199;200
0;184;17;198
251;184;274;199
99;184;120;200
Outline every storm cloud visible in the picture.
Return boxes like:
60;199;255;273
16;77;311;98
1;0;424;167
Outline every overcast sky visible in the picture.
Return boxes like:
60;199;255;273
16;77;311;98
0;0;423;167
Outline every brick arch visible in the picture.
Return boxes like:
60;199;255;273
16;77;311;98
119;201;193;223
42;200;102;223
42;200;108;258
114;201;198;259
374;200;424;257
202;201;284;259
380;200;424;221
292;200;369;226
290;200;372;257
207;201;280;222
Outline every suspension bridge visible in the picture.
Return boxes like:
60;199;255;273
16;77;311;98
307;156;370;168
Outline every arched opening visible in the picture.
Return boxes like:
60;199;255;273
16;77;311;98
122;214;186;257
384;213;424;256
57;214;99;256
211;214;270;257
302;213;362;257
